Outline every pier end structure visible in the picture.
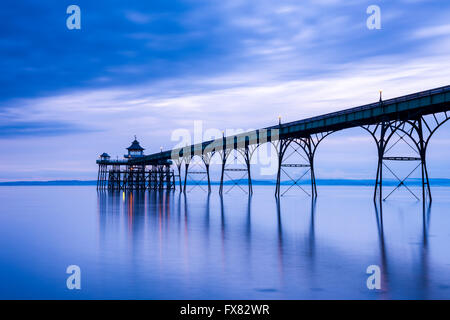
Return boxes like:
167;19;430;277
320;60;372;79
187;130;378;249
96;137;175;191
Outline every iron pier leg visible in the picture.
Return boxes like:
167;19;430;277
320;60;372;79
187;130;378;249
100;165;104;190
101;165;106;190
172;170;176;190
246;156;253;195
206;164;211;193
374;154;381;202
99;165;102;190
176;163;182;192
219;158;226;195
418;118;432;203
370;122;387;204
96;165;100;190
275;156;281;197
183;163;189;193
424;161;432;203
166;165;171;190
306;137;319;198
104;165;108;190
310;158;317;199
379;156;383;203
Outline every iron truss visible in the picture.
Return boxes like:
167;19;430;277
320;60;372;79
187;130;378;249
274;132;333;198
362;110;450;203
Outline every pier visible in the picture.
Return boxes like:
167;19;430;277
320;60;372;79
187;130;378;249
97;138;176;191
97;85;450;202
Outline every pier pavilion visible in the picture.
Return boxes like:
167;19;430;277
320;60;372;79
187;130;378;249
97;137;175;191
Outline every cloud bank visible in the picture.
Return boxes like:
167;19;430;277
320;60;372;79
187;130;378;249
1;0;450;181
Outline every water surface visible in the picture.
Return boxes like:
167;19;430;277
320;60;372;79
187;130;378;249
0;185;449;299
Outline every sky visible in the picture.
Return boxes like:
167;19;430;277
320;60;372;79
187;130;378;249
1;0;450;181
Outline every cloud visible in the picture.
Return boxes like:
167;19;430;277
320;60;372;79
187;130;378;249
124;11;153;24
1;0;450;180
413;24;450;39
0;121;91;137
4;52;450;140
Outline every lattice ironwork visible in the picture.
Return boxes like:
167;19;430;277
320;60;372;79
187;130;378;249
274;132;332;198
185;156;208;193
362;110;450;203
219;146;254;195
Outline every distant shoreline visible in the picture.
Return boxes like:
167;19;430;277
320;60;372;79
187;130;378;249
2;179;450;186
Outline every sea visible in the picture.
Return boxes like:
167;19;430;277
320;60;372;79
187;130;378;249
0;185;449;299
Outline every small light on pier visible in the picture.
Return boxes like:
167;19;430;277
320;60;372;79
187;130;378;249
278;115;282;125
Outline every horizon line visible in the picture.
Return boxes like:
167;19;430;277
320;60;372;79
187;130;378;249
2;178;450;186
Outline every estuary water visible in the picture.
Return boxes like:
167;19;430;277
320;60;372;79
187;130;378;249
0;185;449;299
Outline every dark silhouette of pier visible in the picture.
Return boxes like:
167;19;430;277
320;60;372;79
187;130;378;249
97;85;450;203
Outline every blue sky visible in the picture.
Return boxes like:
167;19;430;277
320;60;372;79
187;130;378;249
1;0;450;181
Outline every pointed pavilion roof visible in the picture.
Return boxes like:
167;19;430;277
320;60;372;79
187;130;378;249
126;136;145;151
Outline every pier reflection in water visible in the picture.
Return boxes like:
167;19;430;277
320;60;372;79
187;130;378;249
95;186;450;299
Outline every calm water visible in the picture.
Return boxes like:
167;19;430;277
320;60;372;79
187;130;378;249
0;185;449;299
